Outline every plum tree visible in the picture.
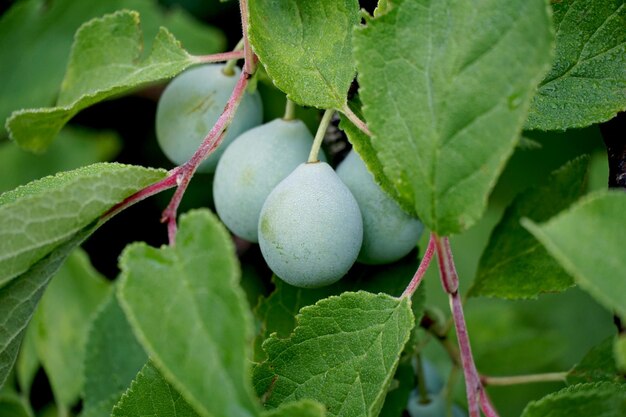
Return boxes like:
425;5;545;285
213;118;325;242
155;64;263;172
258;161;363;288
336;150;424;264
412;356;445;394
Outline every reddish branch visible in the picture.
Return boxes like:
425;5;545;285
160;69;251;244
433;235;498;417
402;235;436;298
194;50;245;64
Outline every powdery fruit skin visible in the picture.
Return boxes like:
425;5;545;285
155;64;263;173
258;162;363;288
337;150;424;265
406;390;446;417
213;118;325;242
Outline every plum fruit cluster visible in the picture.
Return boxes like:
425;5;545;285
156;64;424;288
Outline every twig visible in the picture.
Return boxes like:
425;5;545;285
102;166;183;221
402;235;436;298
193;50;245;64
161;70;250;244
342;104;371;136
308;109;335;163
433;235;498;417
481;372;567;386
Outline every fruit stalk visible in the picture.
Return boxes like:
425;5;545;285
481;372;567;386
342;103;371;136
307;109;335;163
193;50;245;64
434;235;498;417
161;70;251;244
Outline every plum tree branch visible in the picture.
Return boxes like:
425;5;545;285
161;70;250;244
193;50;245;64
433;235;499;417
481;372;567;386
402;235;436;298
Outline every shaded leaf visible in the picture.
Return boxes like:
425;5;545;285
261;400;326;417
81;293;148;417
616;335;626;373
471;156;589;299
521;382;626;417
0;162;165;288
248;0;359;109
254;291;414;417
0;0;224;137
32;249;111;407
0;390;33;417
523;191;626;319
567;337;626;386
6;10;201;152
354;0;554;235
118;210;260;417
0;226;94;391
0;126;120;194
526;0;626;130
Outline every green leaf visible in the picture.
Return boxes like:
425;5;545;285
339;103;414;216
378;359;414;417
523;191;626;319
0;0;225;138
526;0;626;130
254;256;423;361
254;291;414;417
0;126;120;194
112;362;200;417
118;210;260;417
31;249;111;407
261;400;326;417
15;320;38;396
567;337;626;386
471;156;589;299
0;226;94;391
248;0;360;109
521;382;626;417
6;10;199;152
615;335;626;373
0;162;166;288
354;0;554;235
81;293;148;417
0;391;33;417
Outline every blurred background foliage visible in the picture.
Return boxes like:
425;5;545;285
0;1;617;417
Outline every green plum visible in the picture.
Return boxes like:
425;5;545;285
213;118;325;242
336;149;424;264
156;64;263;173
407;390;446;417
258;162;363;288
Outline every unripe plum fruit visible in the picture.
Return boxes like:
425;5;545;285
336;150;424;264
156;64;263;173
258;162;363;288
412;357;445;394
213;118;325;242
407;390;446;417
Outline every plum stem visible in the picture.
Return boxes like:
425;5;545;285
342;104;371;136
402;235;436;298
194;49;245;65
161;70;251;244
240;0;257;75
433;235;499;417
307;109;335;163
283;98;297;121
